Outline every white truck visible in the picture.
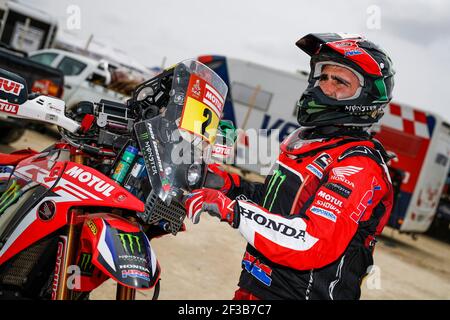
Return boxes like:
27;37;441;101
28;48;131;109
200;55;450;235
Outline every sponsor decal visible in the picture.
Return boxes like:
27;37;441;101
239;205;306;241
263;169;286;211
242;251;273;286
117;233;142;255
350;176;382;223
139;130;158;176
330;175;355;188
344;49;363;56
0;100;19;114
0;77;24;96
212;144;232;156
65;165;115;197
344;105;377;112
313;153;332;170
316;200;341;214
191;79;201;98
179;74;223;144
0;165;13;180
141;122;170;192
86;220;97;235
79;253;94;275
51;237;67;300
119;264;150;273
333;41;356;48
332;166;362;178
0;179;21;214
306;164;323;179
121;269;150;281
203;83;224;116
324;182;352;199
317;190;343;207
37;200;56;221
310;206;337;222
119;255;148;263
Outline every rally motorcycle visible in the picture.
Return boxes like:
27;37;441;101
0;60;228;299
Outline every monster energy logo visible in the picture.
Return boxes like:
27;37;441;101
117;234;142;254
79;253;94;274
0;180;21;215
263;169;286;211
140;132;149;140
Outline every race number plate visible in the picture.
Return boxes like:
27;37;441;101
179;74;224;144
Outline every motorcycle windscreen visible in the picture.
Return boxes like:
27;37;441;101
82;216;160;289
135;59;228;204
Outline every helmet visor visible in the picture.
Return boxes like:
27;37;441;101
312;61;364;101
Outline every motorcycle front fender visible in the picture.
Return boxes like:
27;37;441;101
76;213;160;291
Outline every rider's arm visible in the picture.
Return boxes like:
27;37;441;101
206;163;267;204
228;178;266;204
235;156;392;270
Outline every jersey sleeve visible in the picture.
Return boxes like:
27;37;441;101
236;156;391;270
228;178;267;204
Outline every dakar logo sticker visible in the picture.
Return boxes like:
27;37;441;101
191;79;201;98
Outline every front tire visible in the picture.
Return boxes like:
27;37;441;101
0;126;25;144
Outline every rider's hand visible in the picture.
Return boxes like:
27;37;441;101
204;163;241;194
184;188;239;228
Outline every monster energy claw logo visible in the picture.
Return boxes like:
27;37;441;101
118;233;142;254
263;169;286;211
0;179;21;215
79;253;94;273
140;132;149;140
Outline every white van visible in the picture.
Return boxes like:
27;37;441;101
200;55;450;234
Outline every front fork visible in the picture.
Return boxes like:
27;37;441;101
52;209;81;300
116;285;136;300
52;150;84;300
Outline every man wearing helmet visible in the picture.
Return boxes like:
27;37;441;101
185;33;395;300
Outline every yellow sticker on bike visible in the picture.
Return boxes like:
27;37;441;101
179;74;224;144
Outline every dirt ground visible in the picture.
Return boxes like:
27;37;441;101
2;129;450;300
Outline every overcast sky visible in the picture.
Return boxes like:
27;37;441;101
25;0;450;121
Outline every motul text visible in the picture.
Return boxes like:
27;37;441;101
65;165;115;197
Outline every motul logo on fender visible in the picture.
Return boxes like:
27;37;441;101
0;101;18;114
0;77;24;96
65;166;115;197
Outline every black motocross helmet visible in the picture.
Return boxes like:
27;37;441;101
296;33;395;128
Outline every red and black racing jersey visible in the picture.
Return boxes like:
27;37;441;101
229;134;393;300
